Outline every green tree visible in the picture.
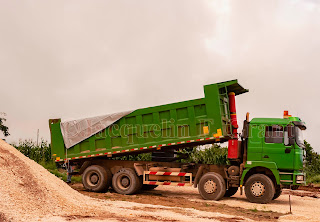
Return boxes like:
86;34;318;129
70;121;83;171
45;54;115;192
0;112;9;137
304;140;320;177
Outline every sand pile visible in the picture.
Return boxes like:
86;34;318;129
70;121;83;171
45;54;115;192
0;139;109;221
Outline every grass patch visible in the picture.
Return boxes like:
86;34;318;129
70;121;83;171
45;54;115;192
250;208;258;212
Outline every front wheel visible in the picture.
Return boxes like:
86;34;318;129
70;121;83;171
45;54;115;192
244;174;275;204
198;172;226;201
273;185;282;200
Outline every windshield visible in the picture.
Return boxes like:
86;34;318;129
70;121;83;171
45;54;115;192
295;126;305;148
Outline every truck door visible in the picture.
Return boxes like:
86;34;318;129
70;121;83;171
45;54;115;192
262;125;294;170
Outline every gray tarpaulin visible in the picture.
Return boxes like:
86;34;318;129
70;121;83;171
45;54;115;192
60;110;133;149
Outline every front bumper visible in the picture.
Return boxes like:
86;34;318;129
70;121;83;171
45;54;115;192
279;171;306;186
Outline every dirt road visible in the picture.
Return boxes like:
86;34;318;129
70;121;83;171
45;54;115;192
70;183;320;222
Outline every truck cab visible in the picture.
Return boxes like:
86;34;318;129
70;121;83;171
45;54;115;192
240;113;306;202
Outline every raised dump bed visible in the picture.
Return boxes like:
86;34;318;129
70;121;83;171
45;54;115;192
50;79;248;162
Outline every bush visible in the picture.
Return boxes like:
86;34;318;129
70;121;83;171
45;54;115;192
12;139;51;163
307;175;320;184
112;153;152;161
179;144;229;165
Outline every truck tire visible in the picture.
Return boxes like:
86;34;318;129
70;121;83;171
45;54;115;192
244;174;275;204
82;165;111;192
273;185;282;200
112;168;141;195
142;184;158;190
224;187;238;197
198;172;226;201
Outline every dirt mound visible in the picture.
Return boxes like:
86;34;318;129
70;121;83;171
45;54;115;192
0;139;104;221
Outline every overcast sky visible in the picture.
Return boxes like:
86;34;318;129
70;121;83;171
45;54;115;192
1;0;319;152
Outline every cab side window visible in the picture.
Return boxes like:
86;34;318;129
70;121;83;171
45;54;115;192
265;125;283;143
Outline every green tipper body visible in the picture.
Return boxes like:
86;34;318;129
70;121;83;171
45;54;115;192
49;80;248;162
240;117;306;186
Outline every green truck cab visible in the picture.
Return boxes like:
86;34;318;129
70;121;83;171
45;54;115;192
239;115;306;201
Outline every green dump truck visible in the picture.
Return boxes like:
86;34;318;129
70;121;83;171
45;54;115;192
49;79;306;203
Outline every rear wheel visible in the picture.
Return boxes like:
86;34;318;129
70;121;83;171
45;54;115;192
198;172;226;201
82;165;111;192
224;187;238;197
244;174;275;204
112;168;141;195
273;185;282;200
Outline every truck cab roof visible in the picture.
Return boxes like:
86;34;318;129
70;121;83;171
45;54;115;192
250;117;302;125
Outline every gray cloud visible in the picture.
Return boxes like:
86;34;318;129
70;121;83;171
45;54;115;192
1;0;319;151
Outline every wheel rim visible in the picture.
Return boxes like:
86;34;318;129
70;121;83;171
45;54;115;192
87;172;100;186
251;181;265;197
204;179;217;194
117;175;131;190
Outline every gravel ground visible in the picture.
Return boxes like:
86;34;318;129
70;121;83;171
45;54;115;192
148;185;320;222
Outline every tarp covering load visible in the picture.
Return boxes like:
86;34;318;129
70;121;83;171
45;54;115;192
60;110;133;149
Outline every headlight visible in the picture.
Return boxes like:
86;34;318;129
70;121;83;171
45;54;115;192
296;175;304;181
